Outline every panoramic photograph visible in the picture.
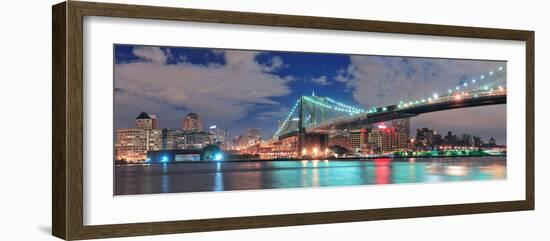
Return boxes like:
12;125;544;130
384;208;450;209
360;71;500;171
113;44;507;195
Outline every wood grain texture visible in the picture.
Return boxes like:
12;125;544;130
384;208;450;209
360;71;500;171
52;2;67;239
51;1;535;240
525;32;535;209
66;1;85;240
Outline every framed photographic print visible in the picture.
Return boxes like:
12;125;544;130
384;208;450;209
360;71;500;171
52;1;534;240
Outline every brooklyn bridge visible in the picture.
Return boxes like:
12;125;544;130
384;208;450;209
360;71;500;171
242;66;507;158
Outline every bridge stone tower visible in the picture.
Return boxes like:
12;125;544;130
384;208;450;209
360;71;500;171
296;95;330;157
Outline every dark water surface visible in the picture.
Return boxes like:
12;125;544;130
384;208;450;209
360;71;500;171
114;156;506;195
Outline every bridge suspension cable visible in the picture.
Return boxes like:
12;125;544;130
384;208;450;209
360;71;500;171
273;65;506;137
273;98;301;137
398;65;506;109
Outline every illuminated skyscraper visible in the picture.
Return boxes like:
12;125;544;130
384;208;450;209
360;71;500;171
162;129;211;150
209;125;229;148
149;114;158;129
368;124;392;153
182;112;202;132
349;129;367;151
390;118;410;149
391;118;410;138
114;128;162;162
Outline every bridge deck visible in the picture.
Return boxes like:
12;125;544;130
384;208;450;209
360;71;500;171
302;93;506;134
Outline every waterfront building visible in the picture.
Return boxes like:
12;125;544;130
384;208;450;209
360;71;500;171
391;118;410;149
256;138;297;159
246;128;262;143
146;149;203;163
115;128;148;162
473;135;482;147
394;131;409;150
391;118;410;138
172;129;189;150
233;135;249;150
460;133;474;147
209;125;229;148
328;134;350;150
368;126;392;153
234;128;262;149
279;135;299;157
147;129;163;151
115;112;212;162
135;111;154;130
349;129;368;152
161;128;176;150
183;131;211;150
114;128;162;162
416;127;436;149
444;131;458;145
182;112;202;132
162;129;211;150
115;112;162;162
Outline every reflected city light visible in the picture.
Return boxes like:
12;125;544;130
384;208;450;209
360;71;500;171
312;160;319;167
480;164;506;179
374;158;391;184
214;162;223;191
445;165;468;176
116;156;507;195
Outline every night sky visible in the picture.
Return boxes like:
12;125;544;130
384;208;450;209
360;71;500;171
114;44;506;144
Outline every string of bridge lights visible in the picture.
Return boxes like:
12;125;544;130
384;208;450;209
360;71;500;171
274;66;506;137
273;98;301;137
397;66;506;109
303;96;364;115
325;97;366;113
274;96;365;137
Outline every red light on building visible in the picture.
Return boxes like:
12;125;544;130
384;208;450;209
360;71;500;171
378;124;387;129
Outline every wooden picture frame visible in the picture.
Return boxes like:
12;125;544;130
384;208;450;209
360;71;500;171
52;1;534;240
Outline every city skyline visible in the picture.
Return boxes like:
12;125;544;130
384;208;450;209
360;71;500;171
114;44;506;143
113;44;507;194
119;110;504;146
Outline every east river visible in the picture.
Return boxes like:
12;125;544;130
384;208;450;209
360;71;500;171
114;156;506;195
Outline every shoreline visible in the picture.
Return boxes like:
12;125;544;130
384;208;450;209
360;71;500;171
115;154;506;166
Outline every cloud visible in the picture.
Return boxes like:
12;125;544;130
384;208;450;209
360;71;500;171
310;75;330;86
255;106;291;122
132;46;172;64
334;64;358;83
336;56;504;107
115;48;293;129
261;55;286;72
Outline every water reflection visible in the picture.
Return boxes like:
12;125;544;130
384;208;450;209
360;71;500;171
214;162;223;191
115;156;506;195
375;158;390;185
161;163;169;193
